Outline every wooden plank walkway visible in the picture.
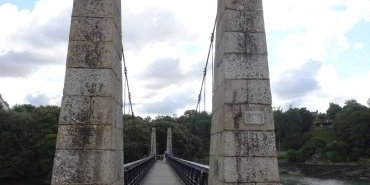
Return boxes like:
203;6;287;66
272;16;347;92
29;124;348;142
143;161;183;185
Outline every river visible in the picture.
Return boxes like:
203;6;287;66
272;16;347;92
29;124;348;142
281;175;370;185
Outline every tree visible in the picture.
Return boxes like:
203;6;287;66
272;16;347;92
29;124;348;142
332;100;370;161
274;108;314;151
0;105;59;178
367;98;370;107
326;103;342;119
343;100;367;112
123;115;151;163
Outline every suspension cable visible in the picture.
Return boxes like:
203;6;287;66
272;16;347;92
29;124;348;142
122;50;135;118
123;67;127;121
194;13;218;119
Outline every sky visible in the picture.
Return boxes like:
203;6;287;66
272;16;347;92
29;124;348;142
0;0;369;117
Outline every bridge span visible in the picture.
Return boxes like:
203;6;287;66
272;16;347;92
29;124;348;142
142;160;183;185
124;155;208;185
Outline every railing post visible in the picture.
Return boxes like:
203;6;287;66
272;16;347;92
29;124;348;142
167;156;209;185
150;127;157;155
166;125;173;155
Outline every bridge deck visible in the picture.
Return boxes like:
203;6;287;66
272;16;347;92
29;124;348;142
143;160;183;185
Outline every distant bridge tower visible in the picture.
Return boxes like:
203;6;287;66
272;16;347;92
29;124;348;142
150;127;157;155
209;0;280;184
166;125;173;155
51;0;124;184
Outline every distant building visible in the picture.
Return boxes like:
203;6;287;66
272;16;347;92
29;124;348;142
314;119;333;128
0;94;10;111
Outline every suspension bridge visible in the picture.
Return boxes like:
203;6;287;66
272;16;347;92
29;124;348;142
51;0;280;185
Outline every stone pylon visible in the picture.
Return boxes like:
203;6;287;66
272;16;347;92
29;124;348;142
166;126;172;155
51;0;124;184
209;0;280;184
150;127;157;155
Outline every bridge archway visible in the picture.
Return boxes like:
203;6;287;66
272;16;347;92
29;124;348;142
50;0;279;184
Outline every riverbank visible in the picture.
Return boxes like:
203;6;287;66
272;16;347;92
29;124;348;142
280;162;370;181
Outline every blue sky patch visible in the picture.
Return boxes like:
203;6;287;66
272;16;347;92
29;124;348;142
331;4;347;12
328;19;370;79
0;0;36;9
184;45;202;56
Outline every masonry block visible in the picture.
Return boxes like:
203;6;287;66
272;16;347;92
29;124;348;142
72;0;121;31
63;68;115;97
115;103;124;128
223;131;277;157
69;17;122;54
221;32;267;54
247;80;272;105
66;41;122;79
222;54;269;79
223;0;263;11
210;133;222;156
213;79;247;112
59;96;116;125
213;63;225;91
223;104;275;131
217;9;265;34
211;106;224;134
56;125;113;150
51;150;116;185
112;127;124;150
223;157;279;183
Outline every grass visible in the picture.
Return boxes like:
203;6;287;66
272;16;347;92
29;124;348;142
278;151;289;160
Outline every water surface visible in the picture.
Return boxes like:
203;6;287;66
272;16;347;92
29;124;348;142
281;175;370;185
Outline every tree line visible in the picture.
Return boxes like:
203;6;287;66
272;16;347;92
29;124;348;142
277;100;370;162
0;99;369;180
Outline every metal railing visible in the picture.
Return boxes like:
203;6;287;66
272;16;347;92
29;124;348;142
167;155;209;185
124;156;155;185
153;154;163;161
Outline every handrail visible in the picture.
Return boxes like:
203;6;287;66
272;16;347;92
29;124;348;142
167;155;209;185
170;156;209;170
124;156;155;185
124;156;153;171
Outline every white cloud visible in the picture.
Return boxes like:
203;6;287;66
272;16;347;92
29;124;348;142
0;0;369;116
265;0;370;111
0;0;71;78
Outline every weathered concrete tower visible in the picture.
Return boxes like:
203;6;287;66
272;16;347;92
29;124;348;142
51;0;124;184
209;0;280;184
150;127;157;155
166;126;172;155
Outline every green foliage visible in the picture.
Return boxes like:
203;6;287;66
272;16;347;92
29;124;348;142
287;150;299;162
311;127;335;143
331;100;370;160
2;98;369;179
283;100;370;163
299;138;326;160
123;115;151;163
286;138;326;162
323;141;351;162
326;103;342;119
0;105;59;178
123;111;211;163
275;107;314;151
278;151;289;160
